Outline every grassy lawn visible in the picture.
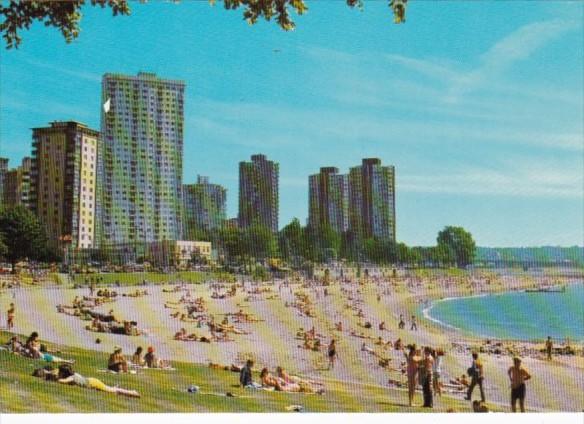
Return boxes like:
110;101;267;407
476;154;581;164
67;271;236;286
0;331;474;413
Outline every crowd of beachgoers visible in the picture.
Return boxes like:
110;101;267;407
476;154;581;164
1;269;582;412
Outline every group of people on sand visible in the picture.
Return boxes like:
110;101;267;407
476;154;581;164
400;343;443;408
56;292;143;336
239;359;324;394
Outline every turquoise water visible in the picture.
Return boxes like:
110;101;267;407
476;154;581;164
425;282;584;341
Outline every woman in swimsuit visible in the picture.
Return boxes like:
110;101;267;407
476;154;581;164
403;344;421;407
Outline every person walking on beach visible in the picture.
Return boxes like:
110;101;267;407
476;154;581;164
398;314;405;329
508;357;531;412
410;315;418;331
7;303;15;330
327;339;337;370
465;352;485;402
545;336;553;361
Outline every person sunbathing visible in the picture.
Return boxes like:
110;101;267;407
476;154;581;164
144;346;170;368
174;328;198;341
41;351;75;364
57;305;82;316
260;368;283;390
131;347;145;367
5;336;24;354
217;323;249;335
276;366;322;387
108;347;128;373
162;286;181;293
25;332;42;359
51;365;140;398
454;374;469;387
361;342;376;354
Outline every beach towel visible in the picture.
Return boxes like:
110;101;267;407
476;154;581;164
97;369;138;375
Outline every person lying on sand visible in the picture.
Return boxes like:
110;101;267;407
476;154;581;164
361;342;376;355
450;374;469;387
174;328;199;341
210;329;234;342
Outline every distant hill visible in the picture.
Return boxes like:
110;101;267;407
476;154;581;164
475;246;584;267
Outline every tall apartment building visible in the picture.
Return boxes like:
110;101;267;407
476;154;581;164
238;154;279;232
348;158;396;242
308;167;349;233
183;175;227;237
0;157;8;208
96;72;185;245
30;122;99;249
3;157;32;209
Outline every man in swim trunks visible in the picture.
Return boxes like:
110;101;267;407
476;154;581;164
508;357;531;412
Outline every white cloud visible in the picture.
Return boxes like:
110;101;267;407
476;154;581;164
400;163;583;198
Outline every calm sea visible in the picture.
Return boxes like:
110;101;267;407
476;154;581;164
424;282;584;342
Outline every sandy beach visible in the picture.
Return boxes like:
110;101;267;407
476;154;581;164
1;270;583;412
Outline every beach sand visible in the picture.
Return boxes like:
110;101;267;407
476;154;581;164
1;270;583;412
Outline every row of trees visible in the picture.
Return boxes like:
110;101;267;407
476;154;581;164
0;206;59;271
0;206;476;271
196;219;477;268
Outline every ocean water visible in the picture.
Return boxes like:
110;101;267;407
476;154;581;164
424;282;584;342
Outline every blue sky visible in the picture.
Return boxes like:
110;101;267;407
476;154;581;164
1;1;582;247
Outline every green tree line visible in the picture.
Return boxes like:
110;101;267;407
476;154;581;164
192;219;477;269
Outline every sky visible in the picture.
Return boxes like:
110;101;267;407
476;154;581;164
0;1;582;247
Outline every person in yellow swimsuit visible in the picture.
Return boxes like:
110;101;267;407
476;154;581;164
57;367;140;398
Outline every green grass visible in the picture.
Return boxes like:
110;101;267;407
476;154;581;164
0;331;473;413
67;271;236;286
